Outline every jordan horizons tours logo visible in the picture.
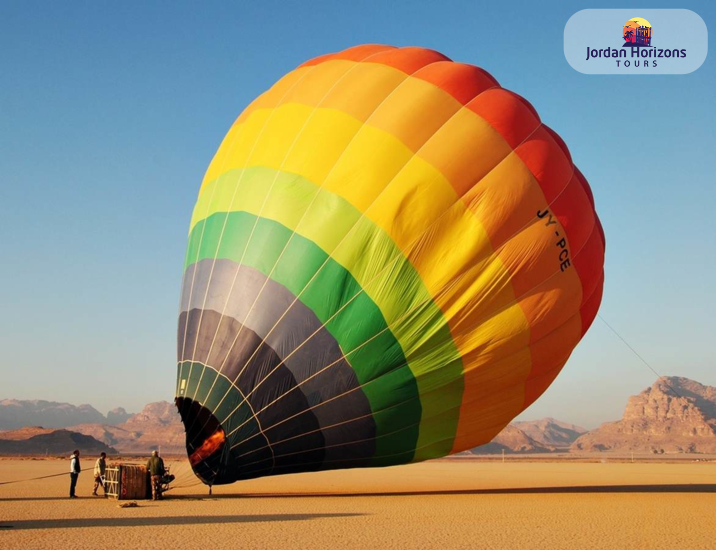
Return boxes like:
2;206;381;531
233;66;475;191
585;16;686;68
564;9;707;75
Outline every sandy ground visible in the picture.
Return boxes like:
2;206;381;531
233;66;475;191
1;458;714;549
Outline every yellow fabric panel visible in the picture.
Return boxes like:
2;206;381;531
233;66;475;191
368;159;457;247
322;122;415;212
203;105;363;191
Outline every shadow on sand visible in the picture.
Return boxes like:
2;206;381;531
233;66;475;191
2;483;714;505
192;483;716;499
0;513;364;530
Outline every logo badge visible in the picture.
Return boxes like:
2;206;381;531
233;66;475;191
564;9;707;74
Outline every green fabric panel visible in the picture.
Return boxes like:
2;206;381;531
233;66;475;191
187;167;465;457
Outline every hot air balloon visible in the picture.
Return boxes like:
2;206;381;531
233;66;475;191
176;45;605;485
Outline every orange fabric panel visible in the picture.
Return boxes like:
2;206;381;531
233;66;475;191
414;61;498;104
595;216;606;253
469;89;541;149
468;153;545;247
580;273;604;334
419;108;512;199
301;46;506;108
369;78;462;153
357;46;450;74
550;172;595;253
543;125;573;166
515;126;574;202
575;166;595;207
573;228;606;308
520;266;583;344
468;149;585;338
574;168;606;250
298;44;395;67
451;346;532;453
527;313;581;382
236;64;409;130
522;358;568;409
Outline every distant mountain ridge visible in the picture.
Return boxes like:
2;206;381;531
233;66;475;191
467;418;586;454
0;399;132;430
4;376;714;456
513;418;587;447
69;401;185;453
465;423;550;454
0;427;117;455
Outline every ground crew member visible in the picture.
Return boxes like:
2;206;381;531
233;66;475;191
93;452;107;496
146;450;165;500
69;449;81;498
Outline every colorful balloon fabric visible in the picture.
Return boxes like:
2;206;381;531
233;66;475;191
176;44;605;484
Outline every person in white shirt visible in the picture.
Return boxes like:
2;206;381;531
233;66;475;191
92;452;107;496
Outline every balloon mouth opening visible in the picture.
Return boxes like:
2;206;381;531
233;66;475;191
175;397;227;485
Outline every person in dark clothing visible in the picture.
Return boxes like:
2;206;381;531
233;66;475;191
146;450;165;500
69;449;81;498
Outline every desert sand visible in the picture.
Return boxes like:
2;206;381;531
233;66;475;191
1;458;714;549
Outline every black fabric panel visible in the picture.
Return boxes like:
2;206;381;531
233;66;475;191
181;308;327;472
178;260;376;467
179;272;377;469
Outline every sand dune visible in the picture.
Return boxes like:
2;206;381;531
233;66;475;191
1;459;714;549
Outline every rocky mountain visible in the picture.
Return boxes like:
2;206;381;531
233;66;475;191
572;377;716;453
0;427;118;455
69;401;185;453
0;399;134;430
512;418;587;448
0;426;56;440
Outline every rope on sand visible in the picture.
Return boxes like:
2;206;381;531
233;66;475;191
0;471;70;486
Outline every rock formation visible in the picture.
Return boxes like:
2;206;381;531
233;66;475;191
571;377;716;453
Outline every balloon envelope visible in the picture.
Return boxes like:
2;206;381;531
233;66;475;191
176;45;605;484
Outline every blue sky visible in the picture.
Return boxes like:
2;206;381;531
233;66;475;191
1;1;714;428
